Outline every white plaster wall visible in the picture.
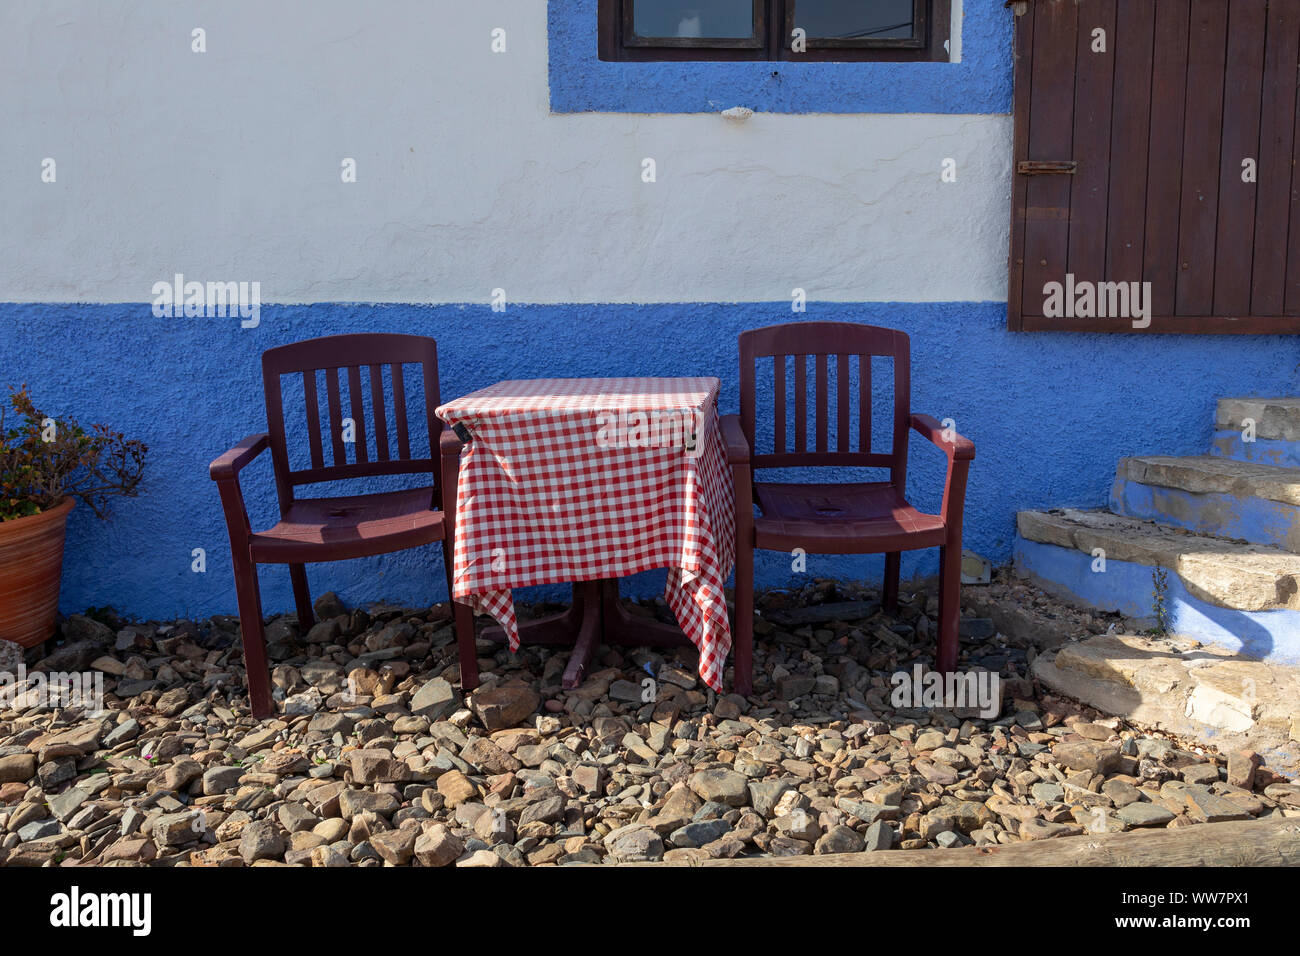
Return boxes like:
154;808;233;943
0;0;1012;305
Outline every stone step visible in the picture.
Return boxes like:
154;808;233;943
1110;455;1300;552
1029;632;1300;775
1017;509;1300;612
1213;397;1300;469
1216;397;1300;441
1014;508;1300;664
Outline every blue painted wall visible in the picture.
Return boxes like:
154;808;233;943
548;0;1014;114
3;300;1298;623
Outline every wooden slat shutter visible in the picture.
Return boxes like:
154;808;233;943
1008;0;1300;333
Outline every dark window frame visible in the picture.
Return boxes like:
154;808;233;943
600;0;951;63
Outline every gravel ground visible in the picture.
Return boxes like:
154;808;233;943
1;576;1297;867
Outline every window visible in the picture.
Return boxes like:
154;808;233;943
600;0;951;62
553;0;1004;116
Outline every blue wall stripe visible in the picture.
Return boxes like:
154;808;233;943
3;299;1297;621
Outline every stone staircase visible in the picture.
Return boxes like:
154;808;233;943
1015;398;1300;665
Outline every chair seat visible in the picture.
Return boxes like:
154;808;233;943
753;481;946;554
249;487;445;564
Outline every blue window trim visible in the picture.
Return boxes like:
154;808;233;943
548;0;1013;115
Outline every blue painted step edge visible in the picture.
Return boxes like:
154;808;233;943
1109;478;1300;554
1013;537;1300;664
1210;430;1300;470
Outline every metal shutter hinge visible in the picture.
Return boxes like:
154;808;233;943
1017;160;1078;176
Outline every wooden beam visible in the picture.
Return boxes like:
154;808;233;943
628;816;1300;867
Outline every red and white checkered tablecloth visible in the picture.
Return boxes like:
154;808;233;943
435;377;736;691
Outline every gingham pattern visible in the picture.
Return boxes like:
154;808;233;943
436;378;736;691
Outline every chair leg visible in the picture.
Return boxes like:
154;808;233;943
440;537;457;609
442;535;478;691
883;552;901;612
289;563;315;630
454;598;479;692
936;544;960;673
233;556;273;719
733;544;754;697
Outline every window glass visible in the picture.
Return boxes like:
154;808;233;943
631;0;755;39
792;0;917;40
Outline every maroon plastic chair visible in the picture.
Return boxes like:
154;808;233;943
722;322;974;695
209;333;474;718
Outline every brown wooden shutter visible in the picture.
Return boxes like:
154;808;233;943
1008;0;1300;333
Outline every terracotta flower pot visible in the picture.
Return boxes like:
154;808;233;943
0;497;74;648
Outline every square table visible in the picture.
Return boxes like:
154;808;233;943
435;377;736;692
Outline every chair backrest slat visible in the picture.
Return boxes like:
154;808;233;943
346;365;368;465
794;355;807;454
859;353;872;454
369;364;390;461
738;322;909;481
814;353;829;453
773;357;786;455
836;353;850;453
391;363;412;460
325;368;346;466
303;370;325;470
261;334;442;506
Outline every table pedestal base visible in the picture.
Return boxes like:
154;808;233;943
481;579;690;690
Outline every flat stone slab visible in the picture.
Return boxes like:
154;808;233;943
1184;789;1252;823
1115;455;1300;507
1117;802;1175;828
1017;508;1300;612
1031;632;1300;776
1217;398;1300;442
764;600;881;627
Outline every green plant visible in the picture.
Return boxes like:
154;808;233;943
1149;566;1171;636
0;384;147;521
